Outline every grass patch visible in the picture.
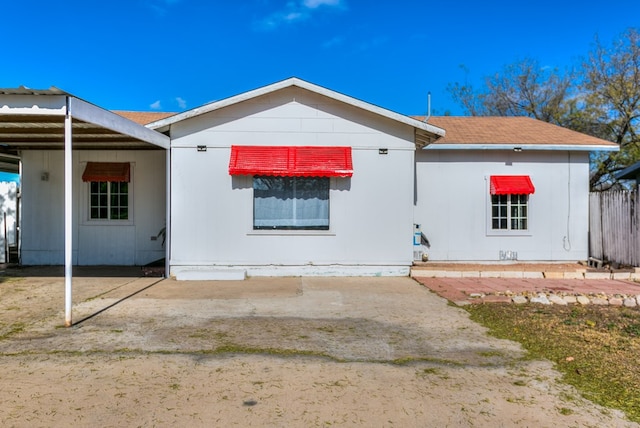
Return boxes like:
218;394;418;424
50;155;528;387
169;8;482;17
466;303;640;423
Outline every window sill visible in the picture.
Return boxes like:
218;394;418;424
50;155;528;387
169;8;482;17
247;230;336;237
486;230;532;237
81;220;134;227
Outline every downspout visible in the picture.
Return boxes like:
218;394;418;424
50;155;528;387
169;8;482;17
64;97;73;327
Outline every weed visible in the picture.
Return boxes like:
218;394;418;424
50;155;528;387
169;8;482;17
466;304;640;423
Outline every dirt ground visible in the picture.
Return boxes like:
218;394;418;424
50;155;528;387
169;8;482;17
0;271;637;427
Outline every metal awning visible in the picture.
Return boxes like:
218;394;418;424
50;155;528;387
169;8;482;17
0;87;171;327
490;175;535;195
229;145;354;177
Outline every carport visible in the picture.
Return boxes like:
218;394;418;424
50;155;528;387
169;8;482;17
0;87;170;326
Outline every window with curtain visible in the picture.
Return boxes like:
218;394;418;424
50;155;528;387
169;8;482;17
253;176;329;230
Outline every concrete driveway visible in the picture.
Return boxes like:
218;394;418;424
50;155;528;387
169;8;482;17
0;272;636;427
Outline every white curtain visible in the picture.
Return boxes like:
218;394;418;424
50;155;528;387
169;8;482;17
254;176;329;229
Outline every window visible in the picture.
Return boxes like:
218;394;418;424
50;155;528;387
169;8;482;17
491;194;528;231
90;181;129;220
253;176;329;230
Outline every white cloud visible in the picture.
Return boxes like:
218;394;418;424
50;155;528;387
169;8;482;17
150;100;162;110
256;0;345;31
147;0;181;16
322;35;344;48
303;0;341;8
175;97;187;109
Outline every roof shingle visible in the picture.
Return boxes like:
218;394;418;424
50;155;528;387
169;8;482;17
113;111;176;125
417;116;618;147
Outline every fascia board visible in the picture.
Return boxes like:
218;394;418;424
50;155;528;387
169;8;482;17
0;94;67;115
148;77;446;139
423;144;619;152
69;97;170;149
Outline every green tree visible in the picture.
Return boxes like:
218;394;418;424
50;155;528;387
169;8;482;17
581;28;640;189
447;28;640;190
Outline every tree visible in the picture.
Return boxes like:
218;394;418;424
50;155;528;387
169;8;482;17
448;59;573;125
447;28;640;190
581;28;640;190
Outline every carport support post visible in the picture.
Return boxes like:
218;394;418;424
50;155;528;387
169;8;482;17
64;99;73;327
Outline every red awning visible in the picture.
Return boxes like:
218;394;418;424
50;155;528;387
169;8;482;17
82;162;131;182
229;146;353;177
490;175;535;195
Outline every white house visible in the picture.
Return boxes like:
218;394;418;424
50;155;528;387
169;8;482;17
0;79;618;279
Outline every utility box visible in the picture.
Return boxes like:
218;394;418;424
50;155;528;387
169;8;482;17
413;224;423;261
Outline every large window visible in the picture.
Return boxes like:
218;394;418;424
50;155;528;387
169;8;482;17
253;176;329;230
90;181;129;220
491;194;528;231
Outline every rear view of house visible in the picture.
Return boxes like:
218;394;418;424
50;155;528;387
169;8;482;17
0;79;619;278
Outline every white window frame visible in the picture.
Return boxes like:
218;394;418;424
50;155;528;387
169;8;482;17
252;175;330;231
486;182;532;236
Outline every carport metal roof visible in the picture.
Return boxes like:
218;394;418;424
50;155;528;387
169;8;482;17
0;86;169;150
0;87;171;327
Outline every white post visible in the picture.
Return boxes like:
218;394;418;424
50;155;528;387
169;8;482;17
165;147;171;278
64;98;73;327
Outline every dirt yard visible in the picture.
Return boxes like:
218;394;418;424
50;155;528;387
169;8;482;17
0;272;636;427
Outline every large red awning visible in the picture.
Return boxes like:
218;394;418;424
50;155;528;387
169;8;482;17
490;175;535;195
82;162;131;182
229;146;353;177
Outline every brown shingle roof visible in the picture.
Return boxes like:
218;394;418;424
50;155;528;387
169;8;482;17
413;116;617;147
113;111;176;125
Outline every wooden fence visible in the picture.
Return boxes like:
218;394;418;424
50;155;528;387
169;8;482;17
589;190;640;267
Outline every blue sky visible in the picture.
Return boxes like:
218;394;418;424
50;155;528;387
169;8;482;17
2;0;637;116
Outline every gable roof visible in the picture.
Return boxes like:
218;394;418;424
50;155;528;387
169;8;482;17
415;116;618;151
114;111;176;125
147;77;445;147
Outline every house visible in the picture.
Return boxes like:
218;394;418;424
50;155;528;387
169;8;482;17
0;79;618;280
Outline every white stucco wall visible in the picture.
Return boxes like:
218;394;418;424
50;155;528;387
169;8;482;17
169;86;417;276
414;149;590;261
20;150;166;265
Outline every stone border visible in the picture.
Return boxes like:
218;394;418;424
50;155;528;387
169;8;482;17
410;269;640;280
465;291;640;307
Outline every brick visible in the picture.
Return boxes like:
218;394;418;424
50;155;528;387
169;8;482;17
584;272;612;280
480;271;503;278
497;271;524;279
543;271;564;279
612;272;631;280
461;271;481;278
563;272;584;279
522;271;544;279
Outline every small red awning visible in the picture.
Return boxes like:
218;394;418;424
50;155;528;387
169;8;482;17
490;175;535;195
82;162;130;182
229;146;353;177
